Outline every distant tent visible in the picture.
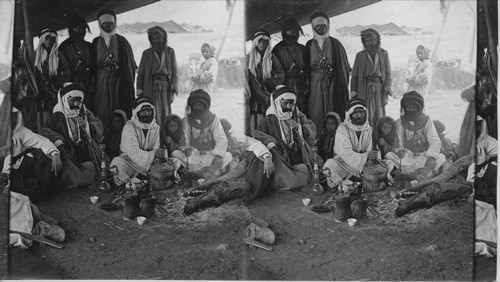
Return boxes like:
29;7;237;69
117;20;187;34
336;23;408;36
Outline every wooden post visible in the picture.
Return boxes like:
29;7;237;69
216;0;236;61
482;0;498;89
430;0;451;62
21;0;34;62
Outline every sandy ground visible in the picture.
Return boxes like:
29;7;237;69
13;173;473;280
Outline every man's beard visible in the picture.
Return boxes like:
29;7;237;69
151;42;166;52
138;115;154;124
283;33;299;43
351;116;366;126
404;111;420;121
190;109;207;119
69;105;80;110
69;30;85;41
282;108;293;113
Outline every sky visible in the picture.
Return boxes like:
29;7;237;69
330;0;475;34
86;0;244;36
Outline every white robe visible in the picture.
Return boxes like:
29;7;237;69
192;57;218;95
3;125;59;174
386;117;445;174
407;59;433;97
111;120;160;185
323;122;373;185
171;115;232;172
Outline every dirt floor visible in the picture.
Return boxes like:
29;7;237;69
10;172;474;280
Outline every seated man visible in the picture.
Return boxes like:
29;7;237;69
324;98;378;186
252;86;316;192
473;115;497;206
1;108;62;201
111;96;180;186
386;91;446;174
41;83;104;188
171;89;233;172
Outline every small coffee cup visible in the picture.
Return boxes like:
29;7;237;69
302;198;311;206
90;196;99;204
137;216;146;225
347;218;357;227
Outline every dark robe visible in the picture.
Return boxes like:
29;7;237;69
252;115;316;195
137;46;178;125
91;34;136;130
35;52;71;113
41;110;104;188
306;37;350;132
246;53;285;135
59;38;95;110
272;41;309;114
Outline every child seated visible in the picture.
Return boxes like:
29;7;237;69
377;116;399;158
162;114;183;156
316;112;341;162
433;120;458;162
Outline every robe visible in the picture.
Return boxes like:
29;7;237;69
253;113;315;190
3;122;60;200
171;115;232;172
476;119;498;166
324;122;372;186
35;52;71;123
351;49;392;126
386;116;446;174
192;57;218;95
246;53;285;135
137;47;178;125
41;110;103;188
272;41;309;114
306;37;350;133
92;34;136;131
407;59;433;97
59;38;95;110
111;120;160;185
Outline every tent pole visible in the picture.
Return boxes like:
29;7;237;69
21;0;34;62
430;0;451;62
216;0;236;61
482;0;498;88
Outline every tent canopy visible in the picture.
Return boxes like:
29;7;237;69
14;0;160;38
245;0;380;40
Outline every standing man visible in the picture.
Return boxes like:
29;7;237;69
272;19;309;114
137;26;178;126
35;27;71;129
246;30;285;135
192;43;218;96
351;28;392;126
92;9;136;131
306;12;350;133
59;16;95;111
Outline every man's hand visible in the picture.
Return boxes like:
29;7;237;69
183;147;193;157
165;136;173;144
289;119;299;130
155;148;166;159
378;138;386;147
396;149;406;159
54;140;65;147
211;155;223;168
76;117;87;127
263;155;274;178
51;154;62;176
267;142;277;150
424;157;436;169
